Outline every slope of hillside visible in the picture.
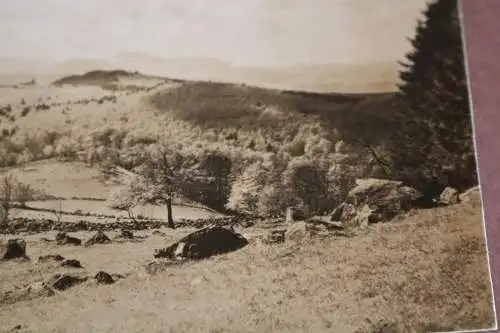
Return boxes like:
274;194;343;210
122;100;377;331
0;194;493;333
1;70;399;153
147;80;398;137
0;69;400;214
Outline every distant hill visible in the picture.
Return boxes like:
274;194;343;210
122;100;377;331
0;55;401;94
52;69;142;86
50;69;177;92
147;79;400;146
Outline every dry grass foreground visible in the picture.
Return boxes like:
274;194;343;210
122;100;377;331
0;193;494;333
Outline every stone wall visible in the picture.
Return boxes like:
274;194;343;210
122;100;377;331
0;215;259;235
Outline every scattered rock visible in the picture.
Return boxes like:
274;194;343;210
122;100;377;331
152;230;166;237
120;229;134;239
1;281;55;305
60;259;82;268
144;260;182;275
439;187;460;205
285;222;308;242
48;273;88;291
38;254;65;263
55;232;82;246
343;204;372;234
94;271;114;284
85;230;111;246
154;226;248;260
1;239;27;260
25;281;55;298
267;230;286;244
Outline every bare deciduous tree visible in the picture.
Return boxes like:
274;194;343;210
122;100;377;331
107;181;139;222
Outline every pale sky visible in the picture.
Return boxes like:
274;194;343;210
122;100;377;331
0;0;430;67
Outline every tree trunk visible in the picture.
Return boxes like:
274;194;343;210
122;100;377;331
127;209;137;223
360;140;393;178
166;196;175;229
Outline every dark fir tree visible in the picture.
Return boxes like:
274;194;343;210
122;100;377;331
390;0;476;196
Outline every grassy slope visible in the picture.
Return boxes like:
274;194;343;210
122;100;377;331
0;194;494;333
0;71;494;332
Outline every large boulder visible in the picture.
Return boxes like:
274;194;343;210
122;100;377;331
154;226;249;260
1;239;27;260
330;178;422;230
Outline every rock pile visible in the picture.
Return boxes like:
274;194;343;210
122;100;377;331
329;178;423;233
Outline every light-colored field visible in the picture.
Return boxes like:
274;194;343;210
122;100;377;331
15;200;220;222
0;85;110;106
3;160;220;222
5;160;110;199
0;196;495;333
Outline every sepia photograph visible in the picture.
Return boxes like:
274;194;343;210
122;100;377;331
0;0;496;332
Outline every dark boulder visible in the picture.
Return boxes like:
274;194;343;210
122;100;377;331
95;271;114;285
38;254;65;263
60;259;83;268
48;273;88;291
85;230;111;246
154;226;248;260
1;239;28;260
55;232;82;246
120;229;134;239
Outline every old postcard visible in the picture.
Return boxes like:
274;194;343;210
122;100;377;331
0;0;496;332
